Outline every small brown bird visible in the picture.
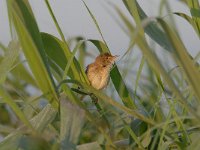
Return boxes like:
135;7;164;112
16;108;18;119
86;53;118;90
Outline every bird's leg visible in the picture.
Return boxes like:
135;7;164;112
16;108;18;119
89;93;99;104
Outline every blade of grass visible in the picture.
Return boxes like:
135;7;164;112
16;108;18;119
82;0;108;48
123;0;144;36
11;61;37;87
174;12;199;37
59;81;110;129
0;41;20;83
103;3;130;37
157;18;200;101
122;0;172;51
119;12;200;120
114;2;200;119
0;125;15;134
44;0;89;83
186;0;200;34
44;0;89;84
44;0;69;49
0;86;33;129
30;104;57;132
41;32;88;83
0;104;57;149
136;30;200;120
7;0;58;107
60;95;85;150
60;89;115;148
0;132;22;150
77;142;101;150
62;40;85;80
110;3;135;36
134;56;145;98
81;83;155;125
124;120;145;148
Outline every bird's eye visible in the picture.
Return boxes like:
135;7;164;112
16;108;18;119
103;65;106;67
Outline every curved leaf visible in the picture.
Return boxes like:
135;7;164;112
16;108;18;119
122;0;172;51
174;12;199;37
8;0;58;107
41;32;88;84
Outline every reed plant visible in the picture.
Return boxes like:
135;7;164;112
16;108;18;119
0;0;200;149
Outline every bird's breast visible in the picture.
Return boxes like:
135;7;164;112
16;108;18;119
87;67;110;90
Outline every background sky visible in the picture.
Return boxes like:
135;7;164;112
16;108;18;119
0;0;199;57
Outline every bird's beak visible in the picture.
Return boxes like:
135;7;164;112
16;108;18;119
113;55;119;60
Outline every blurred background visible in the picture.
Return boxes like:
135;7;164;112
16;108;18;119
0;0;199;57
1;1;200;149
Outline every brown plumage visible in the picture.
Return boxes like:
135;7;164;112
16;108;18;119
86;53;118;90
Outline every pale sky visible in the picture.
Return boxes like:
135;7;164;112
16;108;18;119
0;0;199;57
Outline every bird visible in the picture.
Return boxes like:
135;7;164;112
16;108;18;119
86;53;118;90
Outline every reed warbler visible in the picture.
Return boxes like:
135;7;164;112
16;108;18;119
86;53;118;90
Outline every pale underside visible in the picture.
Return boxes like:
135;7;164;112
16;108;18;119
86;63;110;90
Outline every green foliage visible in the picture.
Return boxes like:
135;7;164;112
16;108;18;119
0;41;20;83
0;0;200;149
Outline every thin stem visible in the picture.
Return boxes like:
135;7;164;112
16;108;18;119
44;0;70;49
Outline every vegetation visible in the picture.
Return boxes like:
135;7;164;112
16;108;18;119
0;0;200;149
